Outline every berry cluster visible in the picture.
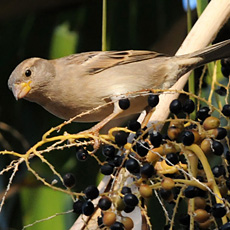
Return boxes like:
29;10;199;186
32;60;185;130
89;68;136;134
61;60;230;230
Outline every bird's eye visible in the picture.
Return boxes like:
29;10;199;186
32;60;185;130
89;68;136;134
25;69;32;77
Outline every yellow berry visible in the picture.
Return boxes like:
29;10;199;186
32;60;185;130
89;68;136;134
139;184;153;198
103;211;116;226
203;116;220;130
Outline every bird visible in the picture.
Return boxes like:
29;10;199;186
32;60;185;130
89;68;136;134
8;40;230;125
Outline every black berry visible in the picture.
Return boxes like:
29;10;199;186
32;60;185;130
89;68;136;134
101;163;114;175
82;200;94;216
150;131;162;147
148;94;159;107
73;200;83;214
212;165;225;177
169;99;182;115
212;140;224;156
127;120;141;131
196;106;210;121
181;131;194;146
140;163;155;178
124;205;135;213
215;87;227;96
134;141;149;157
115;131;128;146
110;221;125;230
166;153;179;165
123;193;139;207
183;99;195;114
121;186;132;195
216;127;227;140
98;197;112;210
102;145;116;158
63;173;76;188
212;203;226;218
222;104;230;117
84;185;99;200
76;147;89;161
119;98;130;110
125;158;140;173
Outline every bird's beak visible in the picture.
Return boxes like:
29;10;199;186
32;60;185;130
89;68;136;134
12;81;32;100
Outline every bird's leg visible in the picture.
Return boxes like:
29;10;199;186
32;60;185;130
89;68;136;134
79;100;124;150
88;100;123;134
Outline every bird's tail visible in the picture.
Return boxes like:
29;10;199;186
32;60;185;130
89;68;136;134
177;39;230;75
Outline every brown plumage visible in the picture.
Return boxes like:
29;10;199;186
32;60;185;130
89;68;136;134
8;40;230;122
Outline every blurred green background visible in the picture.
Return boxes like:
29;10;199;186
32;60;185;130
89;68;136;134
0;0;229;229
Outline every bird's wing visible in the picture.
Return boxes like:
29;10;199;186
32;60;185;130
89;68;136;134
64;50;167;74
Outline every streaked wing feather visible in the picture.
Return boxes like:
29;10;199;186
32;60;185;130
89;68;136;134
65;50;167;74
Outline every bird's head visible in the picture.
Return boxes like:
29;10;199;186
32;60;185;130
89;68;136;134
8;58;55;101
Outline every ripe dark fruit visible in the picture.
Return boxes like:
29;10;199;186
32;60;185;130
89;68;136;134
118;98;130;110
166;153;179;165
215;86;227;96
101;163;114;175
115;131;128;146
125;158;140;173
121;186;132;195
84;185;99;200
216;127;227;140
123;193;139;207
124;205;135;213
181;131;194;146
102;145;116;158
98;197;112;211
183;99;195;114
150;131;162;147
212;203;227;218
140;163;155;178
221;58;230;78
148;94;159;107
212;165;225;178
127;120;141;131
110;221;125;230
76;147;88;161
212;140;224;156
134;141;149;157
98;216;105;229
184;186;206;198
113;155;123;167
63;173;76;188
169;99;182;114
82;200;94;216
222;104;230;117
73;200;83;214
196;106;210;121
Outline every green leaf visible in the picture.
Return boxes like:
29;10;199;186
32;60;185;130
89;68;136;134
21;186;72;230
197;0;208;17
50;22;78;59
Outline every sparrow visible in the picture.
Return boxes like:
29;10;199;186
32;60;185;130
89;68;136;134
8;40;230;123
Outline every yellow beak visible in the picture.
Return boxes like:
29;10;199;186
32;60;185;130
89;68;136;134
12;81;31;100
